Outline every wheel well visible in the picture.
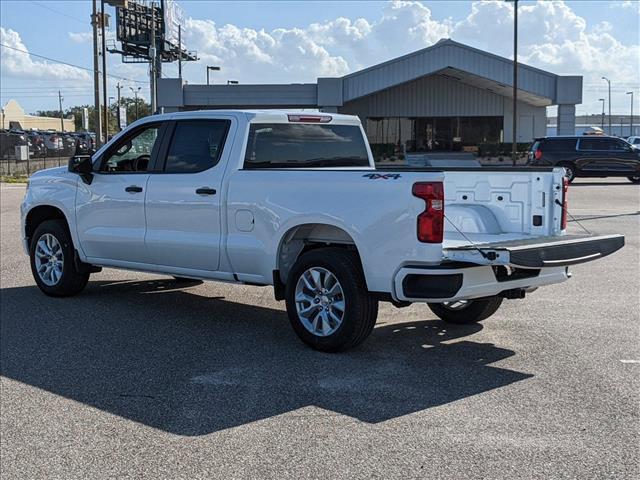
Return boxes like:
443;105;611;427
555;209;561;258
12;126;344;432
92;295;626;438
277;224;362;285
25;206;68;245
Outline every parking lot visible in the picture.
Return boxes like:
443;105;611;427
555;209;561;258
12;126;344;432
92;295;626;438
1;179;638;479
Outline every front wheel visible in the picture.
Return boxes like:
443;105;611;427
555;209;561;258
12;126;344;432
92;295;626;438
285;248;378;352
30;219;89;297
427;296;503;324
627;176;640;184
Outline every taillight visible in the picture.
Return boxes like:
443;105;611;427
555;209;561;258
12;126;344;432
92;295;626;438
412;182;444;243
561;177;569;230
534;149;542;160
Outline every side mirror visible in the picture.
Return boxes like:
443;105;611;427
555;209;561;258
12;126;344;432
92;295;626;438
68;155;94;185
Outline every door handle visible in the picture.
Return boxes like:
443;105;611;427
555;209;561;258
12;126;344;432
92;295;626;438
195;187;216;195
125;185;143;193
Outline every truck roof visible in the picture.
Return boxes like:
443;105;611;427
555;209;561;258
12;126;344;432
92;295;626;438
144;110;362;126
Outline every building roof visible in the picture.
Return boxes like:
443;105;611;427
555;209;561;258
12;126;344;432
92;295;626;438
339;38;578;107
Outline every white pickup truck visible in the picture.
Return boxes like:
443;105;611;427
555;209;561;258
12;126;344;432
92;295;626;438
21;111;624;351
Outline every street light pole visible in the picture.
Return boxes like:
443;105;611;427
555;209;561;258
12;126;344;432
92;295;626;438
599;98;605;130
511;0;518;166
602;76;611;134
627;91;634;137
58;91;64;132
207;66;221;85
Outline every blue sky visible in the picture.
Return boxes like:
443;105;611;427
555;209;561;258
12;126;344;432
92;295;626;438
1;1;639;116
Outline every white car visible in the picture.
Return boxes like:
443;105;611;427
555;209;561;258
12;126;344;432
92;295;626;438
21;111;624;351
627;136;640;149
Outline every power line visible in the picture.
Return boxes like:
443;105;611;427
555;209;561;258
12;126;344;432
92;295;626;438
30;1;87;25
0;43;148;84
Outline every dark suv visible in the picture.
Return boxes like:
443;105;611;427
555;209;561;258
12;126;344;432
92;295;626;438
528;136;640;183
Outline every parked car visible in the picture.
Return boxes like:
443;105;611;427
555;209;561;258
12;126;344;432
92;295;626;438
21;111;624;351
26;131;47;157
626;136;640;148
38;131;64;155
528;135;640;183
73;132;96;154
0;129;28;159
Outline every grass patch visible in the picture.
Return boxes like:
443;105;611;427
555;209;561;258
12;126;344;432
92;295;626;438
1;175;28;184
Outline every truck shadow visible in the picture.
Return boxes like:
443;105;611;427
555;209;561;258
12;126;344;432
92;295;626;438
1;279;532;436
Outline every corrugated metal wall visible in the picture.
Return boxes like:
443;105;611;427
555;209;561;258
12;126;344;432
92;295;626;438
340;74;505;118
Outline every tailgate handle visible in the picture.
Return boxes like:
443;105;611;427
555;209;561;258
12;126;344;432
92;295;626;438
542;252;601;265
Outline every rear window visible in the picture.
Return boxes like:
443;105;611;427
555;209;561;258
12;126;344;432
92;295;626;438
540;138;576;151
243;123;370;169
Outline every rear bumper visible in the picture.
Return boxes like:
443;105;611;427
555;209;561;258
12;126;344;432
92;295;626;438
445;234;625;268
393;264;568;303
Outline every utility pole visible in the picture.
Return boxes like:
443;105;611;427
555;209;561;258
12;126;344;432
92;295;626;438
91;0;103;148
130;86;141;120
58;91;64;132
599;98;605;130
627;91;634;137
602;76;611;134
178;24;182;79
116;81;122;130
511;0;518;166
101;0;109;141
149;1;157;114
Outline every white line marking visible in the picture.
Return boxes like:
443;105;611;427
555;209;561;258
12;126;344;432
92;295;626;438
620;360;640;364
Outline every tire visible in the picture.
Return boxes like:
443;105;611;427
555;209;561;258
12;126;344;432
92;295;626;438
29;219;90;297
427;296;503;324
627;176;640;184
285;247;378;352
559;163;576;183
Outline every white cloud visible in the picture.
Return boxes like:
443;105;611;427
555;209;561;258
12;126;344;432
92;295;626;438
1;27;91;81
614;1;640;14
68;31;93;43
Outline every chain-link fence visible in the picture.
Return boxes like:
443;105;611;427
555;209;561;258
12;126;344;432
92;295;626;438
0;153;72;177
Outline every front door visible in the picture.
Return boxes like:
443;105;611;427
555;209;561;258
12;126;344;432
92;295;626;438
144;118;233;271
75;122;163;263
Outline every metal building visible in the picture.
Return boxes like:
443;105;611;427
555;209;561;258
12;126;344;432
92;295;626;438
158;39;582;161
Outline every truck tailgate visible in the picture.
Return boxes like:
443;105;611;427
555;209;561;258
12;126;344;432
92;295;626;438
444;234;625;268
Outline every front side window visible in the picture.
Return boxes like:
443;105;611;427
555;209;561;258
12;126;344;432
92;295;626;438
610;139;631;151
101;124;160;173
164;120;230;173
244;123;370;169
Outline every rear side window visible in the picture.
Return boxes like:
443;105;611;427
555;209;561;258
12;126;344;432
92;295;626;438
578;137;610;151
164;120;229;173
243;123;370;169
541;138;576;151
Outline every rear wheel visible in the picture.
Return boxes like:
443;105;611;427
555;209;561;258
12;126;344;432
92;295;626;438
427;296;503;324
627;176;640;184
559;163;576;183
285;248;378;352
29;219;89;297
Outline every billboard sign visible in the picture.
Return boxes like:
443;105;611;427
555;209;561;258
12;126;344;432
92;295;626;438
163;0;184;47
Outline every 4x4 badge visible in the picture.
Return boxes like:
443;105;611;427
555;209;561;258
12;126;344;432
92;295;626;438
363;173;401;180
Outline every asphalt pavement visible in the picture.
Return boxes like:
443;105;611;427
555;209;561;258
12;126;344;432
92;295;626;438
1;178;638;479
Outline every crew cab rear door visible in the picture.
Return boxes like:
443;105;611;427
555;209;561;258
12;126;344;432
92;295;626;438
143;117;234;271
444;234;624;268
